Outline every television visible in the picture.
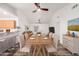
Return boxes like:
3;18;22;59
49;27;55;33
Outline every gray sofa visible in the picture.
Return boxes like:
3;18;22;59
0;32;18;53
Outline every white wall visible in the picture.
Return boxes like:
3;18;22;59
50;3;79;44
29;24;49;34
16;9;29;32
0;3;17;16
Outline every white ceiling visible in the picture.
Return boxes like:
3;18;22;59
8;3;69;24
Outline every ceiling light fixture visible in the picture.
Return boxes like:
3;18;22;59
38;8;41;11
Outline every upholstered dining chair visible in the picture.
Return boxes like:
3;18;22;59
19;34;31;55
48;32;54;39
24;32;29;40
46;35;58;56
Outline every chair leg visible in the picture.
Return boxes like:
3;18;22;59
27;52;30;56
46;49;49;56
55;52;57;56
48;52;49;56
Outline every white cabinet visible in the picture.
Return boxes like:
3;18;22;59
63;35;79;55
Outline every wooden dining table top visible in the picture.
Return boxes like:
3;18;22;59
25;34;53;45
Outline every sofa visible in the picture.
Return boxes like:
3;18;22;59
0;32;19;53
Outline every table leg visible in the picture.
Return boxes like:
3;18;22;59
32;45;37;56
31;45;48;56
42;46;46;56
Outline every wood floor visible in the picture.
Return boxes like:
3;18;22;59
0;43;76;56
14;44;73;56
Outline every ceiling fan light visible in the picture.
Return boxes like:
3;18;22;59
38;8;41;11
32;9;37;13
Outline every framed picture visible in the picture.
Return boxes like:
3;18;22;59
68;18;79;31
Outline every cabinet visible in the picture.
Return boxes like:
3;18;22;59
63;35;79;55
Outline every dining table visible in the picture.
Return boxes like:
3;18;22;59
25;34;53;56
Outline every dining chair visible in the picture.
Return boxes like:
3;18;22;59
24;32;29;40
46;35;58;56
19;34;31;55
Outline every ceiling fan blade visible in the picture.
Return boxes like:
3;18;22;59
40;8;48;11
34;3;40;8
32;9;37;13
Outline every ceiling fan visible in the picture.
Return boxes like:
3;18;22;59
32;3;48;13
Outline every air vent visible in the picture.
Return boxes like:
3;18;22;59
72;4;78;9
